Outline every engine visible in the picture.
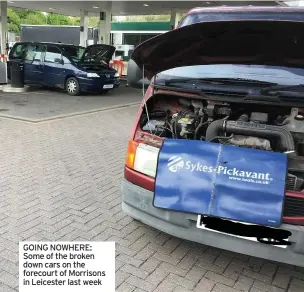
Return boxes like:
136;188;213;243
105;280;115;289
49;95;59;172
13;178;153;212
140;97;304;191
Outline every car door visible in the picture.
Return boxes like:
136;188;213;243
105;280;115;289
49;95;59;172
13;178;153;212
7;42;28;80
43;45;64;88
23;43;45;85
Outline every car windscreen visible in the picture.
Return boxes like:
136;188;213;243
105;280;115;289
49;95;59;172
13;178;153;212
155;64;304;86
80;46;110;67
60;45;85;63
179;12;304;27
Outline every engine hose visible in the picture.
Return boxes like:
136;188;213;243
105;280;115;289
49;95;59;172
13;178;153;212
206;120;295;152
209;134;234;143
205;119;226;141
194;120;209;140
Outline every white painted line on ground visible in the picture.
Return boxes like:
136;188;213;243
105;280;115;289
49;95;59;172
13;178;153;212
0;102;140;123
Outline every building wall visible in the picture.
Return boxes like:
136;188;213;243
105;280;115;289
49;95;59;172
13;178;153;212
111;22;170;31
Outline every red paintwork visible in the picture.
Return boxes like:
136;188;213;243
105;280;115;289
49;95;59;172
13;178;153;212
124;84;304;226
283;217;304;225
287;191;304;199
124;166;155;192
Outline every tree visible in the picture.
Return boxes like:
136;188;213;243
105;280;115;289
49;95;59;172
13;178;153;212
8;23;20;33
7;8;20;32
7;8;174;34
14;9;42;19
20;13;46;25
88;17;99;27
46;13;75;25
16;9;47;25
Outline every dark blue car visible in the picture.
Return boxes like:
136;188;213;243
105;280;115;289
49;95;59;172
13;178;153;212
7;42;120;95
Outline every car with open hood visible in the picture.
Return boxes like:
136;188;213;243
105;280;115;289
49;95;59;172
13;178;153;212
122;6;304;267
7;42;120;95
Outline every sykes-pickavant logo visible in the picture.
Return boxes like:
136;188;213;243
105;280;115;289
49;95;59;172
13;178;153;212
167;156;185;173
167;157;273;184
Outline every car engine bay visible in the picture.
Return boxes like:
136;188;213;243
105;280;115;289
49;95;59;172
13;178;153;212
140;95;304;192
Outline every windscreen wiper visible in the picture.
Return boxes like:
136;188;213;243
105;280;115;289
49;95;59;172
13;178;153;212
260;84;304;95
165;77;277;86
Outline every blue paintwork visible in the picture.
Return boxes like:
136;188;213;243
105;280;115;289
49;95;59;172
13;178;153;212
24;60;44;85
44;60;64;87
154;139;288;227
22;44;120;93
76;73;120;92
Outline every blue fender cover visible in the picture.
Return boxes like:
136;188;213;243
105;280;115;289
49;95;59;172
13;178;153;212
153;139;288;227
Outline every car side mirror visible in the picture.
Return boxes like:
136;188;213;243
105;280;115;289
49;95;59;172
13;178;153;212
127;59;150;89
54;58;63;65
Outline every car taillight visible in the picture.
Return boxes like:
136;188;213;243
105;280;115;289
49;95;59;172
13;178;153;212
125;140;160;178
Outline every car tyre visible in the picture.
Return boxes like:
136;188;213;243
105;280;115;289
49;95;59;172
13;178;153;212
66;77;80;96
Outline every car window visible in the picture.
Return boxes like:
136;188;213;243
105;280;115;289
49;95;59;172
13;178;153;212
81;46;113;67
24;44;44;61
61;46;84;59
60;45;85;63
157;64;304;86
44;46;62;63
9;43;27;59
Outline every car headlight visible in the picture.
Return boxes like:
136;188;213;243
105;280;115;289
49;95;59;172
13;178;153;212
87;73;99;78
126;141;159;177
114;72;120;78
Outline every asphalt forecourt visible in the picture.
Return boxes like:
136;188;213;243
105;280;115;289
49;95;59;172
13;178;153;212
0;82;142;122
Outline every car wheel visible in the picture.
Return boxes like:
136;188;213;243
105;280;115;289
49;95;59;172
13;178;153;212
66;77;80;96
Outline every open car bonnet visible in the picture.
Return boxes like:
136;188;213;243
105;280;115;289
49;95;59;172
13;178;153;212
131;20;304;79
80;44;116;66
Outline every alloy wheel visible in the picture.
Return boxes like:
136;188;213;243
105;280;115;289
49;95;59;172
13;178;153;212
67;80;77;94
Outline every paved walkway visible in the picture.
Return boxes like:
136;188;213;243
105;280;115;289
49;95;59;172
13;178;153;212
0;92;303;292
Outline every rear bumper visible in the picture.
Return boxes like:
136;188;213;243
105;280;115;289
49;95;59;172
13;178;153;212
121;178;304;267
78;77;120;92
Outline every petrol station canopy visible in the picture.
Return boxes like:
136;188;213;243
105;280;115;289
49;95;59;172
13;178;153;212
8;1;286;17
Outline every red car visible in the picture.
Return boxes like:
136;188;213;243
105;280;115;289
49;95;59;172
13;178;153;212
122;6;304;267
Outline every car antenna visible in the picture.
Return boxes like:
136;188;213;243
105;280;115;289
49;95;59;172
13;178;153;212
142;64;153;135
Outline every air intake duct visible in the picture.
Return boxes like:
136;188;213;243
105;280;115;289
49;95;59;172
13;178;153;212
206;120;295;153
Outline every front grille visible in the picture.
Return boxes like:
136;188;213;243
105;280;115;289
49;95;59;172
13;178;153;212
283;196;304;217
286;174;297;191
